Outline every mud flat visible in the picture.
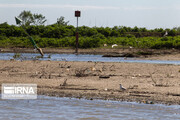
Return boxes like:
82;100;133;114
0;60;180;105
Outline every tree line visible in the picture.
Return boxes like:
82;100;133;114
1;10;180;38
1;22;180;38
0;10;180;49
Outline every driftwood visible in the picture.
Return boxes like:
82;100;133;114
102;53;137;57
99;75;110;79
60;79;67;86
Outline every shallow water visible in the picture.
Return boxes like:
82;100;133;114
0;95;179;120
0;53;180;65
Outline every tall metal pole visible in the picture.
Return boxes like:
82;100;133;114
75;10;81;54
75;17;79;53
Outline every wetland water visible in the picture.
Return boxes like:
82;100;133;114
0;53;180;65
0;95;179;120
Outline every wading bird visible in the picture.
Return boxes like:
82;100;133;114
112;44;118;48
163;31;168;37
119;84;126;91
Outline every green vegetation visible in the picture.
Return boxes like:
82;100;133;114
1;32;180;49
0;10;180;49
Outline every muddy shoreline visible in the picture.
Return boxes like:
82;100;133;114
0;60;179;105
0;47;179;55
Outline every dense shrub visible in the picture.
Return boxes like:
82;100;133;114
1;22;180;49
0;35;180;49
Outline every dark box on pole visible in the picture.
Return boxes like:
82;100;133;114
75;11;81;17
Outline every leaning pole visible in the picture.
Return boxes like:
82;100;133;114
15;17;44;56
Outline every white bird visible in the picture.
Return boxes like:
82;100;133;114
163;31;168;37
119;84;126;91
112;44;118;48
